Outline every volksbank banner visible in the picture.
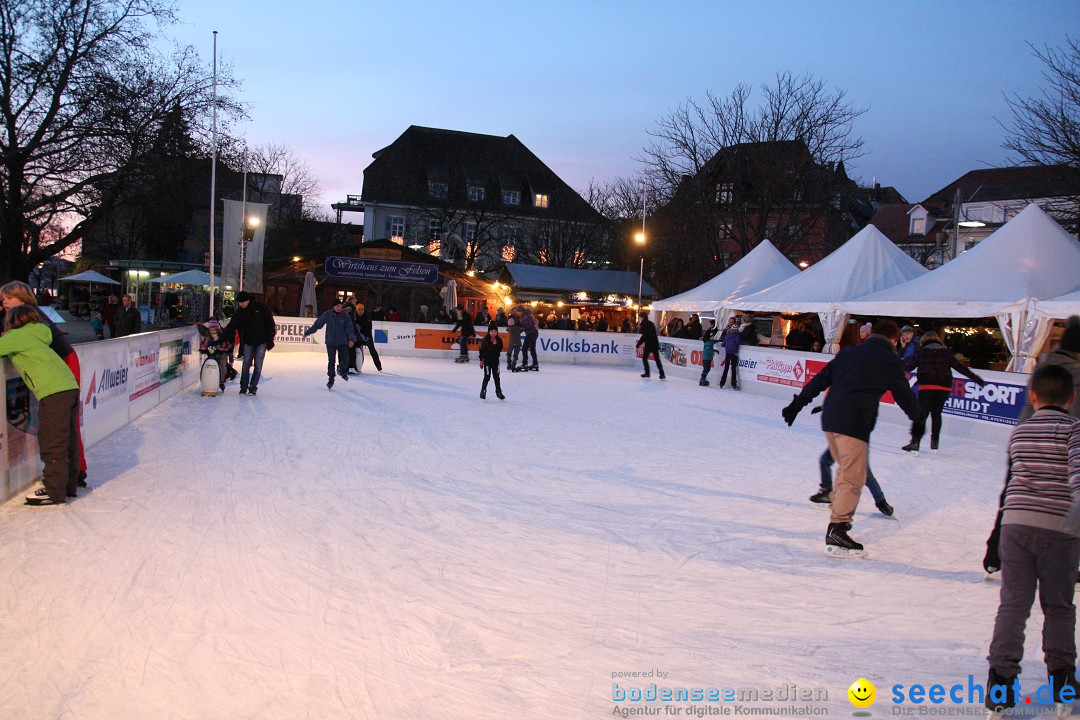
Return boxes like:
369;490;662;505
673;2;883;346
324;256;439;284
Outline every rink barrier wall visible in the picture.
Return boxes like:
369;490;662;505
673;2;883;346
277;318;1021;444
1;327;201;505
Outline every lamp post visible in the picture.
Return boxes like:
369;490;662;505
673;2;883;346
635;181;647;313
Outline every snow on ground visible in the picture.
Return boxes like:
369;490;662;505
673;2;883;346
0;353;1027;719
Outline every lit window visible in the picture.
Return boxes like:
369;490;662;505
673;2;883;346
428;238;441;257
534;193;549;208
390;236;404;245
390;215;406;239
429;181;448;198
503;190;520;205
572;250;585;267
466;241;477;260
716;182;733;204
502;245;516;262
538;249;549;264
468;186;485;202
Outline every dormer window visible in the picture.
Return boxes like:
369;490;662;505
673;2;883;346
468;185;485;202
429;181;448;199
534;193;549;208
503;190;520;205
716;182;733;204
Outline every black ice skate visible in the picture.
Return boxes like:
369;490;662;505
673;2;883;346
809;489;831;507
824;522;864;558
875;500;894;517
902;440;920;453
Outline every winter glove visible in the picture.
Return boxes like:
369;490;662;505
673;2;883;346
781;394;803;426
810;406;823;415
973;374;987;387
983;511;1003;574
266;341;275;351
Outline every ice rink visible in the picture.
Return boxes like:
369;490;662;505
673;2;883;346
0;353;1025;718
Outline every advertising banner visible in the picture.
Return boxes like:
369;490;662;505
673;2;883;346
81;342;131;426
880;375;1027;426
159;338;184;384
324;256;439;284
415;329;492;352
128;339;161;401
274;318;321;351
737;351;828;388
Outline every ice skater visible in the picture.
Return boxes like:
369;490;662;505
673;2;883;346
636;311;665;379
984;364;1080;717
478;324;505;400
699;320;718;386
451;304;475;363
810;447;893;517
782;320;921;557
0;306;80;506
506;311;523;372
303;298;356;390
520;307;539;370
198;319;232;394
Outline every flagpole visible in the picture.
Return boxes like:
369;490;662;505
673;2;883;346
208;30;219;318
240;151;248;291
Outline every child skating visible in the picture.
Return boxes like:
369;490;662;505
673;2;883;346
479;324;505;400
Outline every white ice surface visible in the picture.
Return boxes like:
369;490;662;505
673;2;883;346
0;354;1033;719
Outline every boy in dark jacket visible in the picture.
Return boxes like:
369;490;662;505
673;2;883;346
304;298;356;389
478;324;505;400
985;364;1080;715
636;311;665;379
782;320;923;557
451;304;475;363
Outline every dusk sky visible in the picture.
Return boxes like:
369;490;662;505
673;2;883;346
167;1;1074;218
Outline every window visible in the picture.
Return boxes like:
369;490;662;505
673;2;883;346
429;218;445;241
428;238;441;257
716;182;733;204
502;244;516;262
390;215;406;241
468;185;485;202
534;193;549;208
465;222;476;244
503;190;520;205
429;181;448;198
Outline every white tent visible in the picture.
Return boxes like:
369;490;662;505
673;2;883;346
1034;284;1080;323
726;224;928;352
148;270;226;287
841;204;1080;371
651;239;799;316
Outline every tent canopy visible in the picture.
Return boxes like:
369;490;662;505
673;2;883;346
59;270;119;285
841;204;1080;318
1034;284;1080;321
651;239;799;313
148;270;226;287
727;224;928;313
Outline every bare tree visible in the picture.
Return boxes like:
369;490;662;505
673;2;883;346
516;185;613;268
1002;37;1080;226
637;72;867;289
246;142;325;225
0;0;240;281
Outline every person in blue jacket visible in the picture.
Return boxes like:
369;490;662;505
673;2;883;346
304;297;356;390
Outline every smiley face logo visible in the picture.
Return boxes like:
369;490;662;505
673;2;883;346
848;678;876;708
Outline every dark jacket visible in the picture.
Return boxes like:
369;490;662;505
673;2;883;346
44;318;75;359
114;305;142;337
304;309;356;346
479;334;504;366
355;314;373;343
685;319;703;340
224;300;276;348
1019;349;1080;421
721;329;741;356
637;318;660;351
792;334;922;442
452;312;475;338
507;320;523;347
905;340;984;390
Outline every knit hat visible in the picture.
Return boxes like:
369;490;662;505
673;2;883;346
1062;315;1080;353
207;318;221;332
331;297;343;307
235;291;252;303
488;323;499;333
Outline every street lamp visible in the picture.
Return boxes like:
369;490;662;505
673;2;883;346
635;180;647;313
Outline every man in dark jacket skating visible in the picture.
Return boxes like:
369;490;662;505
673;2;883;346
451;304;475;363
782;320;923;557
223;291;276;396
636;311;665;379
304;298;356;389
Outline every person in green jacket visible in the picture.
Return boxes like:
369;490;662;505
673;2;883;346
0;305;80;505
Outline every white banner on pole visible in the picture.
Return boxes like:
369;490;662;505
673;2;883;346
221;199;269;293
